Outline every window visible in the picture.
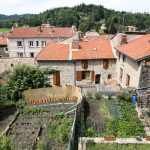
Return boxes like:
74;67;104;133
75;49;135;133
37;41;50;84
81;60;88;69
11;64;13;67
108;74;112;79
36;41;40;47
126;74;130;86
120;68;123;82
41;41;46;47
28;41;34;47
0;55;3;58
17;41;23;47
30;53;34;58
123;55;126;62
17;52;23;58
82;71;90;80
103;59;109;69
4;47;8;52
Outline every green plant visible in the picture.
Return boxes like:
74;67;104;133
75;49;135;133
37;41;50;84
94;92;102;100
117;91;132;102
0;135;14;150
85;128;96;137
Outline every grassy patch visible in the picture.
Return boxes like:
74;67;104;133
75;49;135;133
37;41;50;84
0;28;11;33
87;143;150;150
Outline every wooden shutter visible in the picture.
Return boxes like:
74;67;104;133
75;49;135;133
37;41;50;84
76;71;82;81
91;71;95;81
82;60;88;69
53;71;60;85
103;59;109;69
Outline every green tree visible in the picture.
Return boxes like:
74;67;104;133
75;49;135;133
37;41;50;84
7;64;50;101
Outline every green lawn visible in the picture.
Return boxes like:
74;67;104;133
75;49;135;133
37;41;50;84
87;143;150;150
0;28;11;33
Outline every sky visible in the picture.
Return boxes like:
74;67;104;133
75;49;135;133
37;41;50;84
0;0;150;15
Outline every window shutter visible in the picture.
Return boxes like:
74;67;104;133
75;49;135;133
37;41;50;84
53;71;60;85
103;59;109;69
76;71;82;81
82;60;88;69
91;71;95;81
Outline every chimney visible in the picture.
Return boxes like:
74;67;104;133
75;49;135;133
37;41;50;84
121;33;127;45
38;26;42;33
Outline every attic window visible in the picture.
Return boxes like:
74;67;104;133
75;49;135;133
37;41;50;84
92;48;97;51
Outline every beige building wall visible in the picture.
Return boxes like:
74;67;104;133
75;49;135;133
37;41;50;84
75;59;116;85
115;51;142;88
37;61;75;85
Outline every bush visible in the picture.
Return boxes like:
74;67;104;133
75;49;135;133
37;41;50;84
94;92;102;100
87;92;93;99
117;91;132;102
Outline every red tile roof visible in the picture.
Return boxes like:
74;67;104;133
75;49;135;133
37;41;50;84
72;36;114;60
115;34;150;61
36;43;70;61
0;38;7;45
8;26;76;38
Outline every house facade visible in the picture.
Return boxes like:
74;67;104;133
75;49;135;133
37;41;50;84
36;36;116;86
115;34;150;88
7;24;78;58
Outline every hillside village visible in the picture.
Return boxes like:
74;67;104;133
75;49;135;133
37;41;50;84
0;22;150;149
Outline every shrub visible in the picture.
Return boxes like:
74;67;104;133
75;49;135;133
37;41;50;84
117;91;132;102
94;92;102;100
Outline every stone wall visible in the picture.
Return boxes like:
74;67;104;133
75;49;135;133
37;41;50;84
139;63;150;88
0;58;36;73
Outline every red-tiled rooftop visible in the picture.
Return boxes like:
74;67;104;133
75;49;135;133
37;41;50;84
115;34;150;61
36;43;70;61
8;26;76;38
0;38;7;45
72;36;114;60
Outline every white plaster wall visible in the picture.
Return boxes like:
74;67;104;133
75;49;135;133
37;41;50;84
8;37;67;58
115;51;142;88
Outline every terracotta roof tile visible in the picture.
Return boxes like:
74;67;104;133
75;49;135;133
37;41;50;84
72;36;114;60
115;34;150;61
36;43;70;61
0;38;7;45
8;26;76;38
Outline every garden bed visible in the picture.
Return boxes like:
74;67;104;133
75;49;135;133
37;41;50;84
85;98;145;137
87;143;150;150
6;102;76;150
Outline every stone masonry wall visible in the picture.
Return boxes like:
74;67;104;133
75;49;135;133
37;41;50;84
0;58;36;73
139;64;150;88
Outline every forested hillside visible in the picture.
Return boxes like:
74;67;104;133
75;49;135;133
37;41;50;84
1;4;150;34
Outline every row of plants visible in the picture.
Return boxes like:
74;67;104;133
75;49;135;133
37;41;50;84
37;113;73;150
87;142;150;150
0;135;14;150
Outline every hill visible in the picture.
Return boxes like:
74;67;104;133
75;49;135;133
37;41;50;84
1;4;150;34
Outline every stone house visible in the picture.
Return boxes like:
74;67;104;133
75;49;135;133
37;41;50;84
7;24;78;58
36;36;116;86
114;34;150;88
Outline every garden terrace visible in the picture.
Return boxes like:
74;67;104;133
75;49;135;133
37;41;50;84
6;102;76;150
83;97;146;138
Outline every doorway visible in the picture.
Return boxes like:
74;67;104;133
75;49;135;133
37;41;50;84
95;74;101;84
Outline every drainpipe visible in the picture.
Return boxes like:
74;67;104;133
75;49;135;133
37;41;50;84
22;38;26;57
74;61;76;86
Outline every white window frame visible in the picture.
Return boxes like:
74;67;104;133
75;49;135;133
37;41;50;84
28;41;34;47
41;41;46;47
36;41;40;47
17;52;23;58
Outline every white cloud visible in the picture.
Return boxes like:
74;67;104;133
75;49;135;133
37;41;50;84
0;0;149;15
